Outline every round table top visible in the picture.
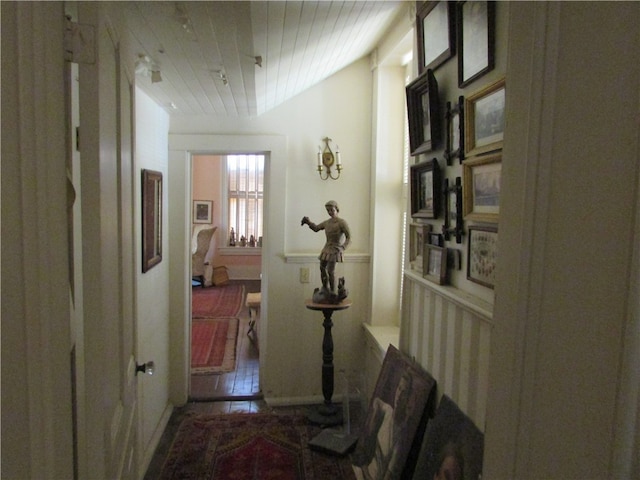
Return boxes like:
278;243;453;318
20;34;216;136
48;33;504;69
305;299;352;311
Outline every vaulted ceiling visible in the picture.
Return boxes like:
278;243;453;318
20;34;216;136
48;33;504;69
124;1;406;117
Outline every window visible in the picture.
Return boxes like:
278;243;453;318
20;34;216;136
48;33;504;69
226;154;264;246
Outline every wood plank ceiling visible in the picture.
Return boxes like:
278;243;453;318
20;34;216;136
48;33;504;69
124;1;405;117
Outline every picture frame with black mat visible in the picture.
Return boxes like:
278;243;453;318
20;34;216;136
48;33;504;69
406;69;441;156
412;395;485;480
351;345;437;479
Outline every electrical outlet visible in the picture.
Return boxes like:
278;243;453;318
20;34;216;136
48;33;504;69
300;267;310;283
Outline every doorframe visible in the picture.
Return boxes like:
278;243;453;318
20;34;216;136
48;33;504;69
1;2;74;477
168;134;286;404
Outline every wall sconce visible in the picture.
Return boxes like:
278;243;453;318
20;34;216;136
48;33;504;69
317;137;342;180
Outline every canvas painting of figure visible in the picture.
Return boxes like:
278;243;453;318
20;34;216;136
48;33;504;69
411;395;485;480
352;345;437;480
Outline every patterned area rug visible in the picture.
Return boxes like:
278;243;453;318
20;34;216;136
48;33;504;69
192;284;245;318
191;318;239;374
158;413;357;480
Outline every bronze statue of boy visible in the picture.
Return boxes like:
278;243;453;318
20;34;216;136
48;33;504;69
301;200;351;304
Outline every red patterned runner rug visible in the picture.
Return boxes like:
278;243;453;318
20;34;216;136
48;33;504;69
158;413;356;480
192;284;245;318
191;318;239;374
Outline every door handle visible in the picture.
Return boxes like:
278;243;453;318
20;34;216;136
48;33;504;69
135;361;155;376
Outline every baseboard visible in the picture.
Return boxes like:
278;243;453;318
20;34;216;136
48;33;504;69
140;403;173;478
264;394;360;407
265;395;325;407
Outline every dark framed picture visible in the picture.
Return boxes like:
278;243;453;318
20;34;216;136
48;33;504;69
428;232;444;247
416;1;456;74
457;1;496;88
465;78;505;156
444;96;464;165
406;69;441;156
142;169;163;273
193;200;213;224
410;158;441;219
409;223;432;273
443;176;464;243
467;226;498;288
424;244;448;285
463;153;501;223
352;345;437;479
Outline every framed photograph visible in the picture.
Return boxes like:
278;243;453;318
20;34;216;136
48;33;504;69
444;96;464;165
416;1;456;74
410;158;441;219
457;1;496;88
352;345;437;479
423;244;447;285
409;223;432;273
465;78;506;156
142;169;162;273
467;226;498;288
406;69;441;156
463;153;501;223
193;200;213;224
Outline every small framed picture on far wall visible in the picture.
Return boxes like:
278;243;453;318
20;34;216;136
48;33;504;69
193;200;213;224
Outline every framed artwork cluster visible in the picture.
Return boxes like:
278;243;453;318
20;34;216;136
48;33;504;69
407;1;504;290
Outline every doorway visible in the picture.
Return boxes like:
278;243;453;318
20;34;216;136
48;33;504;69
189;153;263;400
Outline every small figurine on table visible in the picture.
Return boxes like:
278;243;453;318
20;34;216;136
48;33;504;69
301;200;351;304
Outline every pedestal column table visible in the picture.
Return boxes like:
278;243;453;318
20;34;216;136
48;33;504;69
305;299;352;426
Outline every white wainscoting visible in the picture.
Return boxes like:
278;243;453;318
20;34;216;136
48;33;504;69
400;271;493;430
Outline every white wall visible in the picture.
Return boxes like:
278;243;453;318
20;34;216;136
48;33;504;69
170;58;374;404
485;3;640;478
135;87;171;470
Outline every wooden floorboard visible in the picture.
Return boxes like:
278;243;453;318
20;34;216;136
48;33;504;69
189;279;261;400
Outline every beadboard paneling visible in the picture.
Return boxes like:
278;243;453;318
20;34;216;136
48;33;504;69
400;272;493;430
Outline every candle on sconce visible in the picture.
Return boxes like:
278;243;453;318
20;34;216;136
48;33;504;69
336;146;341;166
317;148;322;167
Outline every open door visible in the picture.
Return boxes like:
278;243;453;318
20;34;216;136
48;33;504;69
75;4;138;478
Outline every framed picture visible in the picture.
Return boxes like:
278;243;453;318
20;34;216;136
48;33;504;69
352;345;437;480
467;226;498;288
416;1;456;74
193;200;213;224
465;78;505;156
444;96;464;165
424;244;447;285
406;69;441;156
410;158;441;219
463;153;501;223
457;1;496;88
409;223;432;273
428;232;444;247
142;169;162;273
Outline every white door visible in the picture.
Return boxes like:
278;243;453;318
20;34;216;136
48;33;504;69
75;4;138;478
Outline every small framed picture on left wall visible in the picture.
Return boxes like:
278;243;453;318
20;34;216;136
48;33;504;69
193;200;213;224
